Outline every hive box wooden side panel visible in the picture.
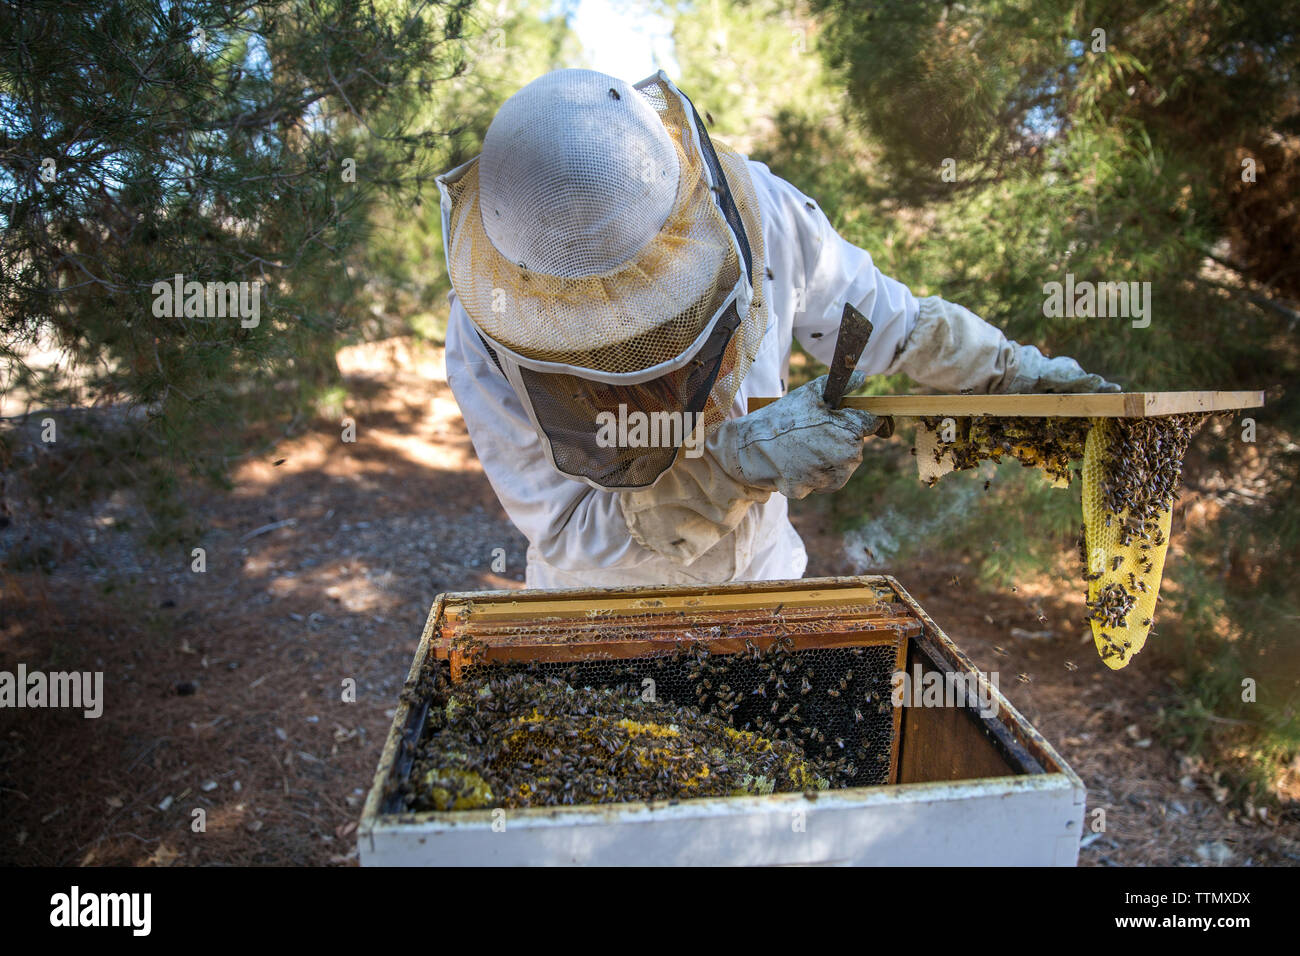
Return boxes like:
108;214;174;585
361;776;1081;866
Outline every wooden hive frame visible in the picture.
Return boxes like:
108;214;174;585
430;577;920;785
746;389;1265;417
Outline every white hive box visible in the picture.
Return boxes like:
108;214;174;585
359;575;1085;866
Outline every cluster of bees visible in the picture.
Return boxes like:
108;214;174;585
680;636;893;783
403;667;830;811
1093;414;1203;545
1086;581;1138;631
395;633;896;811
916;416;1091;486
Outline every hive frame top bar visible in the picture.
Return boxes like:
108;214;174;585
745;390;1265;418
432;577;920;677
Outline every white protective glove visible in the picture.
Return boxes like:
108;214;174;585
620;372;879;566
887;296;1121;394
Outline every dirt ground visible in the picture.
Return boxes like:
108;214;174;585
2;337;1296;866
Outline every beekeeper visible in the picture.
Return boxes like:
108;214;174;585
439;70;1117;588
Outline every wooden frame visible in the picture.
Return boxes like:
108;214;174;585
745;389;1264;418
435;580;917;683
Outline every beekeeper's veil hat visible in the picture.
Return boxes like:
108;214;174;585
438;69;768;490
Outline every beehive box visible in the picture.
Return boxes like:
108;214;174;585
359;575;1085;866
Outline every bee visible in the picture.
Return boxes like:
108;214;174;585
1064;660;1078;672
1016;673;1032;684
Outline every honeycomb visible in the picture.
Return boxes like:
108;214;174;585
915;415;1090;486
914;412;1210;669
1081;415;1204;669
394;633;901;812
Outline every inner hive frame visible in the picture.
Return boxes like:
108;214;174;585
386;580;921;812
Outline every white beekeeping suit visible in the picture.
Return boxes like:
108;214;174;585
440;70;1116;589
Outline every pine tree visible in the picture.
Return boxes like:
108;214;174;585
0;0;473;538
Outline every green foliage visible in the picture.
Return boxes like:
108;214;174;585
0;0;473;535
